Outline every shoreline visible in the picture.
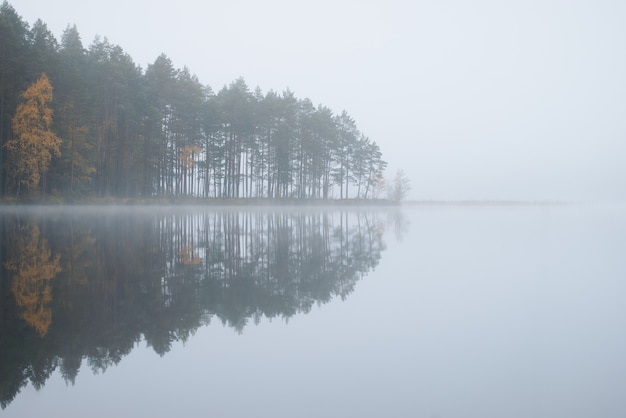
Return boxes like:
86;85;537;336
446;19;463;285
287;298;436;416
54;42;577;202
0;196;401;207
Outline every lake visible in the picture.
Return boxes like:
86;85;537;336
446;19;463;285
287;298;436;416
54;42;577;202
1;204;625;418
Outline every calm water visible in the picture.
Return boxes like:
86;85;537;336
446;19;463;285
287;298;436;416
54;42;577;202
1;204;625;418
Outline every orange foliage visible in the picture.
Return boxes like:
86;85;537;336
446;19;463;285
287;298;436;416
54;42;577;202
179;145;201;170
5;73;62;193
5;225;62;336
178;244;201;265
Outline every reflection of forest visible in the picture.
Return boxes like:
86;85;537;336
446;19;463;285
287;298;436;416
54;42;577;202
0;209;387;408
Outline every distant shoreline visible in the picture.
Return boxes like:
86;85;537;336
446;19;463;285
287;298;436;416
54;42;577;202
403;199;573;206
0;196;401;207
0;196;584;208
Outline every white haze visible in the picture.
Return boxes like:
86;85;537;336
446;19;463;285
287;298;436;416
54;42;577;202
13;0;626;202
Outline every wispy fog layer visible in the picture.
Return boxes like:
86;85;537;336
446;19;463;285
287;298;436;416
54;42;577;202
14;0;626;202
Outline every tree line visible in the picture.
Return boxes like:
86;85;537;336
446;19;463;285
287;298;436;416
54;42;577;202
0;2;391;200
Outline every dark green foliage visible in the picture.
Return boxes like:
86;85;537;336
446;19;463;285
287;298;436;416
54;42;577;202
0;1;31;195
0;2;387;200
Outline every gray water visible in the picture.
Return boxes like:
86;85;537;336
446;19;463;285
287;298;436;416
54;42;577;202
1;204;625;418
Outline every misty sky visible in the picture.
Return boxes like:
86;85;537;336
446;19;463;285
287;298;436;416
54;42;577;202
13;0;626;202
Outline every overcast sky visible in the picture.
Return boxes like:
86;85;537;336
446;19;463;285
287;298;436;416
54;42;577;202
12;0;626;202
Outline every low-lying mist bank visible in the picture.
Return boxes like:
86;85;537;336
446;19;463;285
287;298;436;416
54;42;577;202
0;196;401;208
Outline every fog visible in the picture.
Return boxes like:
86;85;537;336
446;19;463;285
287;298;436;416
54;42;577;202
13;0;626;202
3;204;625;417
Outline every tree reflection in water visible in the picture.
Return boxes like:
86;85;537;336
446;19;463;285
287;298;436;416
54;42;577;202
5;223;61;337
0;208;394;408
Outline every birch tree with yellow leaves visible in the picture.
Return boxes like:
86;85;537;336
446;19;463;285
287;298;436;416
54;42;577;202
5;73;62;195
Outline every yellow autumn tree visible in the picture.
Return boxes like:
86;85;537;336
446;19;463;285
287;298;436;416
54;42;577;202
179;145;201;170
5;224;62;337
5;73;62;195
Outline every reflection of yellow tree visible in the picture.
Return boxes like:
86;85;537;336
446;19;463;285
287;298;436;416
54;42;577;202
5;225;62;336
178;244;201;265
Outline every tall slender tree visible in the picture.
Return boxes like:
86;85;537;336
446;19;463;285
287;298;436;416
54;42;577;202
53;24;95;195
333;111;359;199
0;1;31;194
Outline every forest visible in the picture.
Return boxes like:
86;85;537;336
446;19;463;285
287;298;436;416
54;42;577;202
0;2;393;201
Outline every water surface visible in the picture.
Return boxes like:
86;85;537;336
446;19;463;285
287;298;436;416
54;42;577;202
1;204;624;417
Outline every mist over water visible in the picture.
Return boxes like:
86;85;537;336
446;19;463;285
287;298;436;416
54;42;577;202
1;1;624;415
1;204;625;417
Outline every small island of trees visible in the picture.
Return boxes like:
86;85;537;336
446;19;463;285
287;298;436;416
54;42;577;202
0;2;411;203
